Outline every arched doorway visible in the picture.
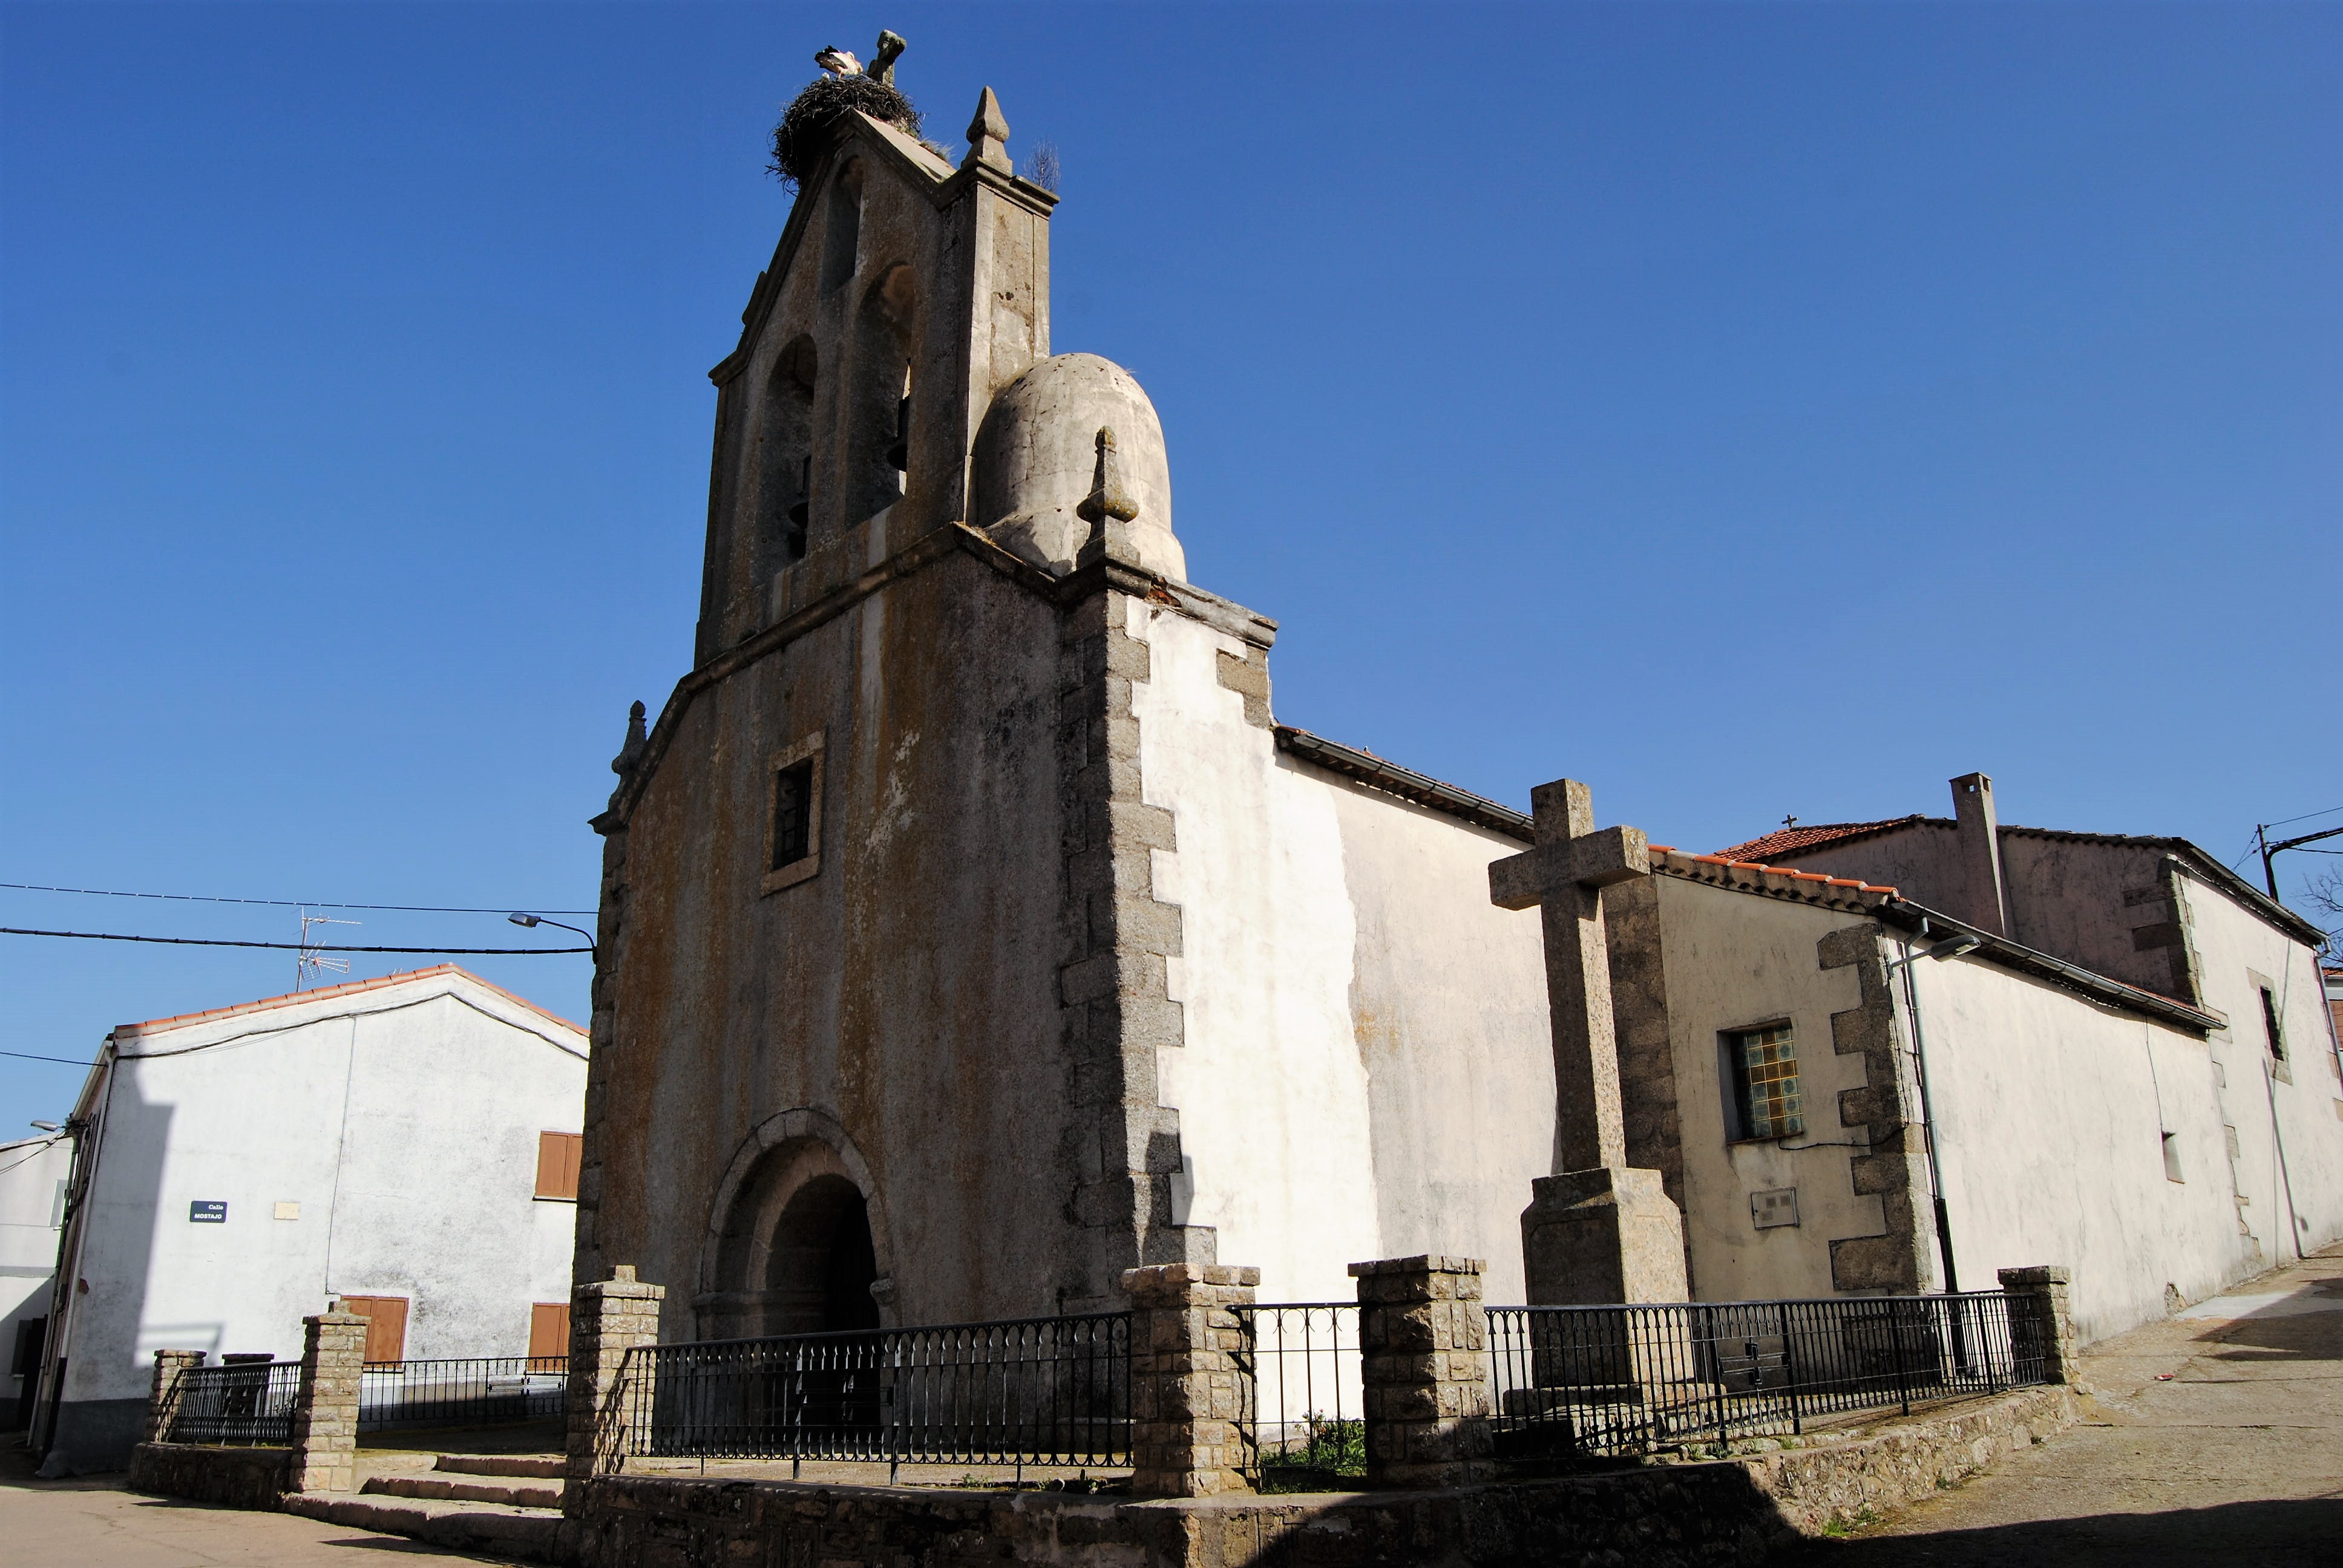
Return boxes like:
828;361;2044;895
701;1114;894;1342
767;1173;879;1334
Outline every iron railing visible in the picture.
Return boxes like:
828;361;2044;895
1232;1304;1363;1486
608;1313;1129;1477
358;1356;568;1432
1485;1290;2033;1459
166;1360;301;1446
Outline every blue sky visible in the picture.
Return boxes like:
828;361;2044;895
4;2;2337;1125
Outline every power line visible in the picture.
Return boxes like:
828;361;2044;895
1;929;591;955
0;1048;93;1066
0;883;595;916
2263;806;2343;831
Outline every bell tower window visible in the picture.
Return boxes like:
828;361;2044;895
760;338;817;568
848;266;916;525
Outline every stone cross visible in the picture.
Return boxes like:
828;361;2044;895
1489;779;1686;1307
1488;779;1649;1175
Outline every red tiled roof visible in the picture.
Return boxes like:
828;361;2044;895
1653;848;1901;898
1713;815;1932;864
116;964;584;1040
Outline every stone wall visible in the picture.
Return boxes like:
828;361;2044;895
569;1383;2078;1568
127;1441;291;1510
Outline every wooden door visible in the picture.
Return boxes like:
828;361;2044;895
340;1296;409;1364
527;1302;571;1363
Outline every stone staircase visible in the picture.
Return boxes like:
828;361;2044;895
282;1453;565;1563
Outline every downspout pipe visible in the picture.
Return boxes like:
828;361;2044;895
1885;918;1977;1295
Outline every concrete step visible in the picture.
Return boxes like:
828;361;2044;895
283;1491;562;1563
434;1452;567;1480
364;1472;563;1508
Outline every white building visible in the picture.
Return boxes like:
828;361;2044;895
28;965;587;1474
1;1131;73;1430
1631;774;2343;1345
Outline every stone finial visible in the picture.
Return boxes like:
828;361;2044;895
963;86;1010;172
870;30;906;87
611;701;646;778
610;1264;636;1282
1076;427;1140;526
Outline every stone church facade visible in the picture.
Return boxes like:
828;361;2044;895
577;91;1556;1341
577;78;2343;1353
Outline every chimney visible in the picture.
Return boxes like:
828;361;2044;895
1949;773;2009;937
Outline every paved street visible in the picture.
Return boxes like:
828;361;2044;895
0;1445;525;1567
1784;1245;2343;1566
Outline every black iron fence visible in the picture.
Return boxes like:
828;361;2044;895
607;1313;1129;1477
1231;1304;1363;1487
358;1356;568;1432
166;1360;301;1446
1486;1290;2034;1459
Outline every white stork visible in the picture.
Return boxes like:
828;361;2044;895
814;46;862;78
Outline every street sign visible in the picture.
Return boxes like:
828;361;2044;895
189;1200;227;1223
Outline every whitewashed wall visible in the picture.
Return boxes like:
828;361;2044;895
1;1135;71;1426
2177;883;2343;1271
1130;604;1553;1307
1911;949;2253;1344
45;970;583;1468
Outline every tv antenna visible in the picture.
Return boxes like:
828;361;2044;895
294;906;361;990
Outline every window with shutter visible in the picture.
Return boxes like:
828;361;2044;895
338;1296;409;1365
536;1131;583;1200
528;1302;571;1364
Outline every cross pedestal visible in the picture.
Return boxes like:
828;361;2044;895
1490;779;1689;1307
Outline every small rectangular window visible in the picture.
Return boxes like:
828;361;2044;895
2260;987;2287;1063
1725;1025;1805;1141
762;735;825;893
772;759;814;869
535;1131;583;1200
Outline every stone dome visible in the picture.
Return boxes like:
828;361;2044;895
970;353;1184;581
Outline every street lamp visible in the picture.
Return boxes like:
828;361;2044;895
508;912;598;962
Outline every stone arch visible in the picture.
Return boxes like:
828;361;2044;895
758;335;818;567
845;263;917;526
695;1107;896;1339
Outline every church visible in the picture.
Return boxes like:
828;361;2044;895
574;63;2343;1354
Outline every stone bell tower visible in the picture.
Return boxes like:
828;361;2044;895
693;83;1058;662
582;54;1236;1338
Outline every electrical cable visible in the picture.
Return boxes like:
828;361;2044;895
1;929;589;955
0;1048;94;1066
0;883;594;915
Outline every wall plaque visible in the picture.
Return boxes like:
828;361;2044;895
189;1200;228;1223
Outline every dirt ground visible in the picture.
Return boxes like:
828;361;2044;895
1778;1244;2343;1566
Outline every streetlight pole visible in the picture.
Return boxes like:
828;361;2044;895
508;912;597;962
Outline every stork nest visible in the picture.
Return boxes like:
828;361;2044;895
770;75;923;188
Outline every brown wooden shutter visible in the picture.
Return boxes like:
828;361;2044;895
340;1296;409;1365
528;1302;571;1364
536;1131;583;1200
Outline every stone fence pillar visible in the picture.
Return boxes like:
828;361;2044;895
289;1312;367;1493
1997;1264;2077;1385
145;1349;206;1442
1351;1255;1494;1490
564;1264;666;1516
1123;1263;1257;1498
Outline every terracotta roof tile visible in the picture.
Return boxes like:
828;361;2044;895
1713;815;1932;863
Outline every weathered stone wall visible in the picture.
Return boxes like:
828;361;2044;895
127;1441;291;1510
568;1384;2079;1568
